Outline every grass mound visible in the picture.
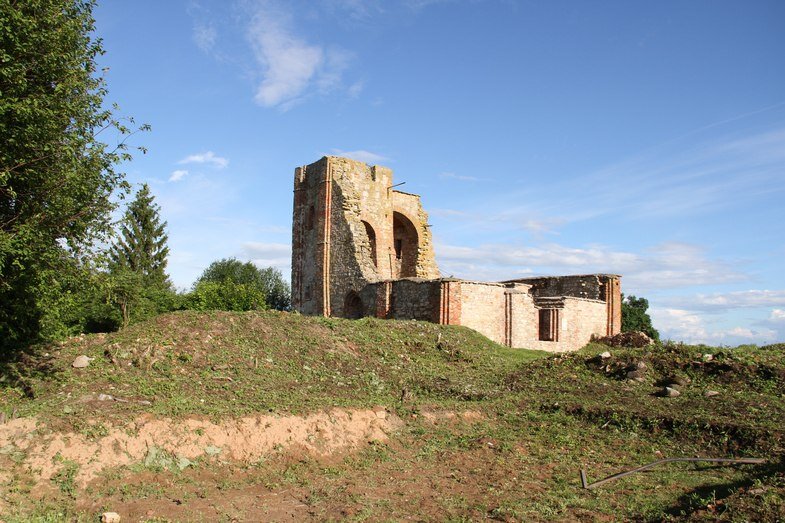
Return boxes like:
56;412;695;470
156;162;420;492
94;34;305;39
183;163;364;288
0;310;541;428
1;312;783;522
505;341;785;453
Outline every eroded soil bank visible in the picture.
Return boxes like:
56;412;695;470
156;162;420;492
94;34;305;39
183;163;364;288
0;407;403;487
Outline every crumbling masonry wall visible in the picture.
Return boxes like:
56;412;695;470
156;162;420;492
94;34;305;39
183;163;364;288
291;156;621;353
292;156;439;317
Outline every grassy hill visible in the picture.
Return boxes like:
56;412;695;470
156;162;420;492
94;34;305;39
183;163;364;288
0;310;783;521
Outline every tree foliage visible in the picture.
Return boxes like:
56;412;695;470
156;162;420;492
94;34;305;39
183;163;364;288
621;294;660;341
110;184;170;287
0;0;145;349
103;184;174;327
185;281;267;312
194;258;291;311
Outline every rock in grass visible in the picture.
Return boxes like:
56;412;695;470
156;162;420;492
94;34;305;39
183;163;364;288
101;513;121;523
661;387;681;398
373;406;387;420
72;355;92;368
599;351;611;359
704;390;720;398
670;375;691;387
626;370;645;380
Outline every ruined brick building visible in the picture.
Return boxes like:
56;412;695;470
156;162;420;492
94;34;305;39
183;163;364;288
291;156;621;352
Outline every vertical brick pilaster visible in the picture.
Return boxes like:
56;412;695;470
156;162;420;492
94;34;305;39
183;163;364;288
605;276;622;335
375;281;392;318
438;280;462;325
504;291;513;347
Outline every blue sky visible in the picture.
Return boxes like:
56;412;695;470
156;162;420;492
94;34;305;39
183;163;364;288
94;0;785;345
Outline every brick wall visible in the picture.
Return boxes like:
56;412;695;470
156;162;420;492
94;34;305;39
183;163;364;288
522;297;609;353
459;281;508;345
291;156;621;354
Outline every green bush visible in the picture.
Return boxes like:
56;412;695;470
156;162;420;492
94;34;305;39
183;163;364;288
185;281;267;312
621;294;659;341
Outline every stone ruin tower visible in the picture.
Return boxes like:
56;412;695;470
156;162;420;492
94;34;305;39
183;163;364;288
292;156;622;352
291;156;439;319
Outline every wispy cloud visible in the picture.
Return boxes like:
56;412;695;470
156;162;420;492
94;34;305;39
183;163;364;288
667;290;785;312
193;23;217;52
439;172;481;182
566;125;785;221
443;122;785;236
650;308;777;345
405;0;455;11
770;309;785;321
348;80;365;98
242;241;291;269
247;2;353;109
178;151;229;169
436;241;745;291
324;0;384;20
169;169;189;182
188;2;218;53
330;149;390;164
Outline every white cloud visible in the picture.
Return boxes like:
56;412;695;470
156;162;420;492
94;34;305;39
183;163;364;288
169;170;189;182
347;80;365;98
330;149;390;164
755;309;785;344
187;2;218;53
247;3;353;109
572;125;785;221
650;308;777;345
668;290;785;312
178;151;229;169
405;0;454;11
770;309;785;322
439;172;480;182
446;123;785;235
241;241;291;269
435;241;744;291
193;23;217;52
325;0;384;20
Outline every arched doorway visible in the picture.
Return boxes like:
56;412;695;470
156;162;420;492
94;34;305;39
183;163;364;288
393;212;419;278
344;291;363;319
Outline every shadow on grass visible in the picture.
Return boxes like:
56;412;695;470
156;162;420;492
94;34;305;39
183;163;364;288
0;341;62;401
652;457;785;522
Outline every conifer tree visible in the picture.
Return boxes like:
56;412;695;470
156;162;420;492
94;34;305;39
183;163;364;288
110;184;170;287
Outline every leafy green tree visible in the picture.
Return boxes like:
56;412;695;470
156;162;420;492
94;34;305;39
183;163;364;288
185;280;267;312
110;184;170;287
0;0;145;349
193;258;291;311
621;294;660;341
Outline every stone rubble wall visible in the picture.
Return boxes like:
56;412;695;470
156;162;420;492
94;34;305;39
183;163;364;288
292;156;621;352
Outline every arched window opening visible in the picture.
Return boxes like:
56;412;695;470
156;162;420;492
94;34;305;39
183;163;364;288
392;212;419;278
362;220;378;268
344;291;363;319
